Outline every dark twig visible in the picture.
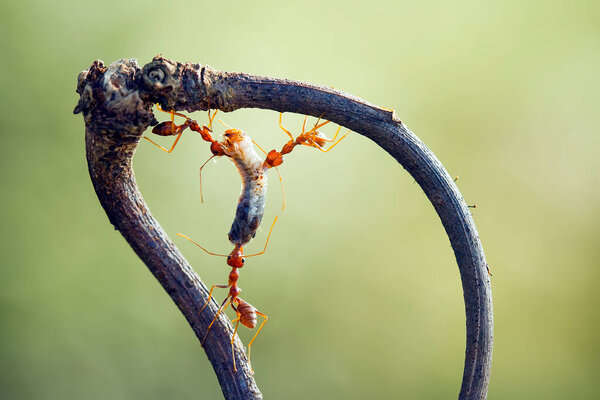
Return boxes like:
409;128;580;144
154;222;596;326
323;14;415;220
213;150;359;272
74;59;261;400
75;56;493;400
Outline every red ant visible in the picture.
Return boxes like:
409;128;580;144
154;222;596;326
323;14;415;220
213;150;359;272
146;105;349;372
177;217;277;373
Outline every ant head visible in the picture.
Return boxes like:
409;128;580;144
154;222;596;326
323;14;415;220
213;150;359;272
210;141;225;156
227;246;245;268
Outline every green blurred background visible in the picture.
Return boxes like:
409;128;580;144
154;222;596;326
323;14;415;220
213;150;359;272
1;0;598;398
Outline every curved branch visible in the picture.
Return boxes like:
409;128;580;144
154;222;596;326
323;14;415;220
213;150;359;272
75;56;493;400
136;56;494;399
74;59;262;400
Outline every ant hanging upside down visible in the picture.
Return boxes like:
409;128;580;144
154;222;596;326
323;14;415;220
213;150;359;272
145;105;349;372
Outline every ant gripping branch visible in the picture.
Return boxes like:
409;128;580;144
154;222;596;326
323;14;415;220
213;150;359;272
147;106;350;372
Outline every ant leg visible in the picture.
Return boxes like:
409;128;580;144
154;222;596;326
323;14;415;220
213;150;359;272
206;109;218;131
199;284;230;313
143;128;185;153
274;168;286;211
199;155;217;203
155;103;189;120
314;124;341;143
328;125;344;142
252;139;286;211
202;297;232;345
278;113;295;140
246;311;268;374
245;216;278;258
316;128;350;153
311;116;330;131
230;316;241;372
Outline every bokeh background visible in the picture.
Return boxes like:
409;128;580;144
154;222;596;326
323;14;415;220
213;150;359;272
1;0;598;398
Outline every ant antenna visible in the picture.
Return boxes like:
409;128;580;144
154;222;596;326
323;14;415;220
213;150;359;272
155;103;189;120
176;216;278;258
176;234;229;257
312;114;329;131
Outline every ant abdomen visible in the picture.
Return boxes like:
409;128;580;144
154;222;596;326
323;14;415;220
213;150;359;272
312;132;329;147
237;300;257;329
151;121;179;136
